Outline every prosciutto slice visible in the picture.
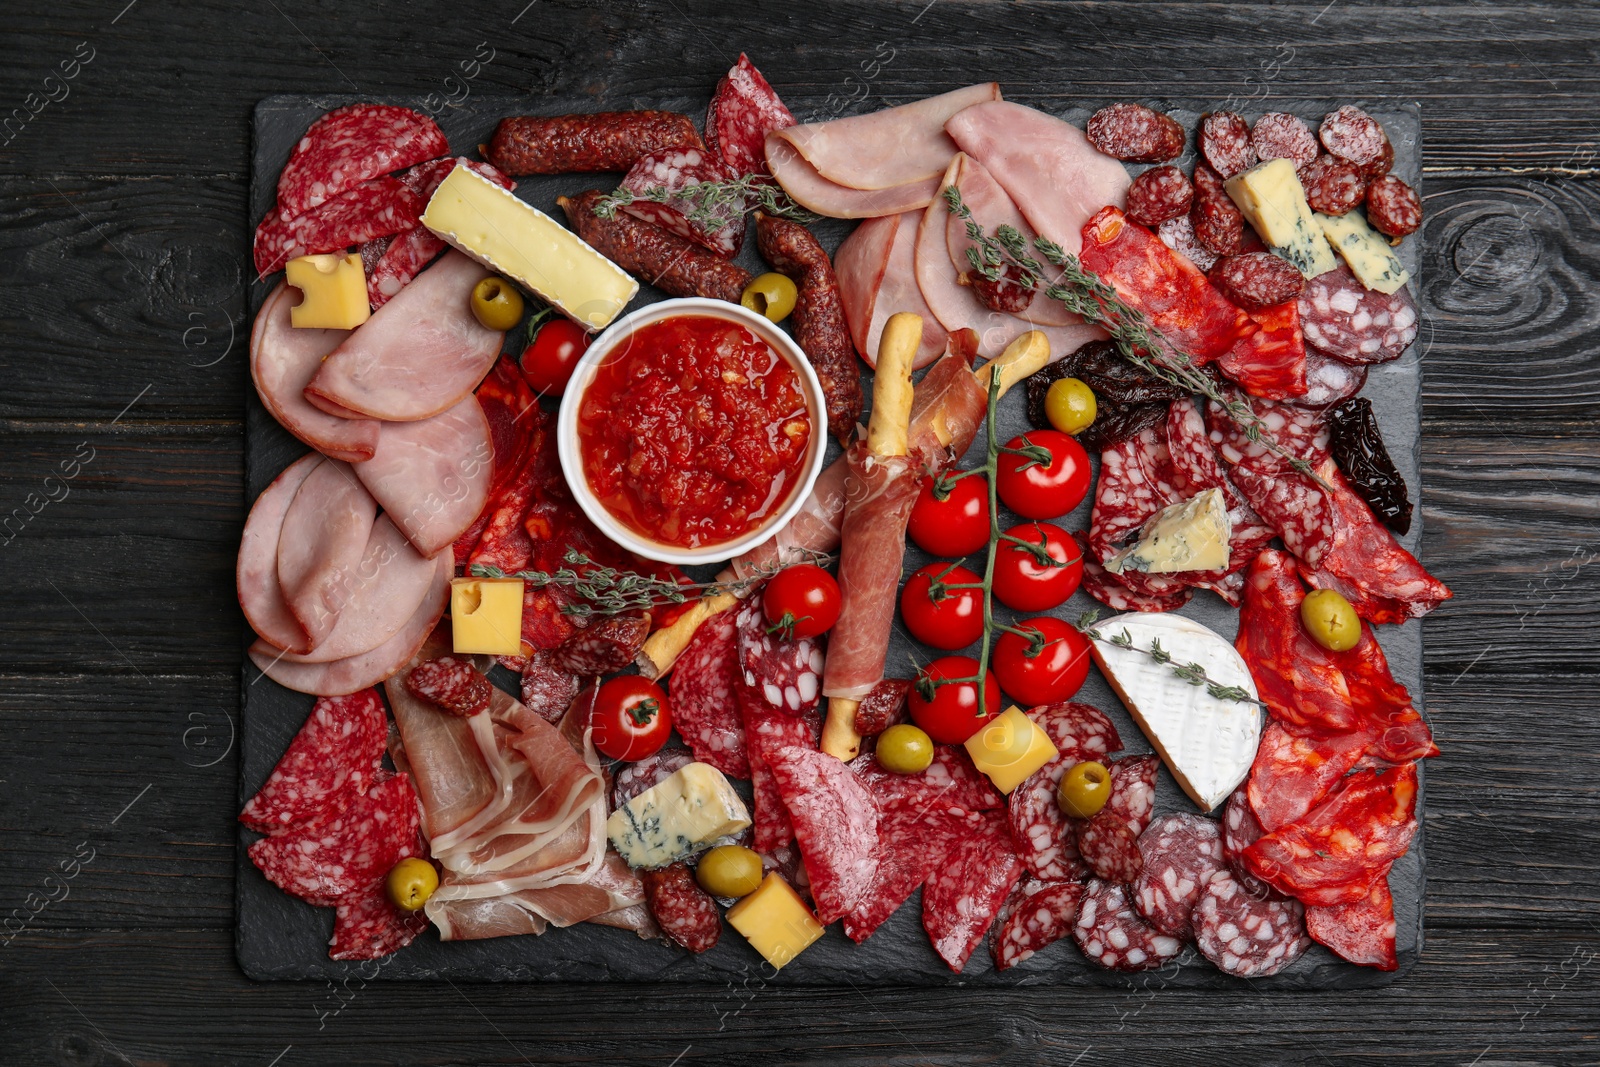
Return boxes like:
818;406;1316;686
237;453;321;654
766;137;942;219
248;554;450;695
305;251;502;422
429;851;647;941
275;458;378;650
773;83;1001;190
835;211;947;368
250;283;380;462
354;395;494;557
945;101;1131;256
821;445;921;701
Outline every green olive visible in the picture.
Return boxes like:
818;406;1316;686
1057;760;1111;819
471;276;524;331
695;845;764;899
1045;378;1097;436
385;857;439;912
876;723;935;775
1301;588;1362;651
740;272;799;323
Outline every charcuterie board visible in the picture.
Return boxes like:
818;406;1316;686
238;92;1428;987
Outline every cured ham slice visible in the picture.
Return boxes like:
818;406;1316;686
766;137;941;219
237;452;321;654
250;283;380;462
305;251;503;422
248;554;450;695
905;345;987;470
835;211;947;368
942;153;1077;327
354;395;494;557
945;101;1131;257
429;850;645;941
257;516;437;663
773;83;1001;190
275;458;378;651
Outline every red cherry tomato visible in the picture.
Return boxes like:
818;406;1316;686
908;473;990;557
587;676;673;761
520;317;591;396
992;616;1092;707
996;430;1091;519
992;522;1083;612
900;563;985;650
908;655;1002;744
761;564;841;639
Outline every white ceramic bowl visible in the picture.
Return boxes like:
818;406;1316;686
557;297;829;566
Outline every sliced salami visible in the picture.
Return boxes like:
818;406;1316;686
275;104;447;220
1134;814;1225;940
667;607;749;778
1193;869;1311;978
1296;352;1369;408
851;744;1003;817
1365;174;1422;238
1223;783;1280;900
329;876;430;961
739;679;822;853
853;678;912;736
1298;265;1419;364
1086;103;1186;163
922;808;1023;972
612;748;696;808
520;650;582;724
1073;879;1186;972
992;877;1085;971
404;655;492;716
1106;754;1160;837
705;53;795;177
1207;392;1331;476
736;597;824;716
554;614;650;676
239;689;387;833
1251;112;1319;169
1199;111;1258;179
1158;213;1218;272
1165;397;1237;502
1125;165;1194;228
1247;721;1373;833
1009;765;1086;882
1190;163;1247;256
253;176;424;276
1075;809;1144;882
642;862;722;953
367;226;447;309
768;743;881;924
1304;878;1399;970
1319;106;1387;172
1090;426;1184;562
1026;701;1123;762
1209;253;1304;311
1079;540;1195;613
620;147;746;257
1228;463;1337;568
1298;154;1367;217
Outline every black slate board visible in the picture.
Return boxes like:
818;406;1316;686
240;91;1427;988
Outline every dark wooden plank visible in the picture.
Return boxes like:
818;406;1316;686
2;1;1598;178
1;928;1596;1063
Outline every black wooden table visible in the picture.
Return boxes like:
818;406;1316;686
3;2;1597;1063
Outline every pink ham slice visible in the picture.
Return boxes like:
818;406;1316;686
945;101;1131;258
249;554;450;695
836;211;947;368
766;137;942;219
773;83;1001;190
237;453;322;654
354;395;494;557
275;458;378;651
249;283;380;462
255;515;439;663
942;154;1077;328
305;251;503;422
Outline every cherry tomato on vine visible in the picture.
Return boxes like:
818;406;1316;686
520;316;591;395
996;430;1091;519
900;562;985;650
992;616;1092;707
992;522;1083;612
907;473;990;557
762;564;841;639
587;676;673;761
908;655;1002;744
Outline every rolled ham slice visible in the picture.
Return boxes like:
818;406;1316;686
248;553;450;696
836;211;947;369
944;101;1131;257
237;452;322;654
774;83;1001;190
256;515;439;663
305;251;503;422
766;137;941;219
275;458;378;651
249;283;379;462
354;395;494;557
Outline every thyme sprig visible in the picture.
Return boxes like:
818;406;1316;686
592;174;820;235
943;187;1328;488
1073;610;1266;708
471;549;830;619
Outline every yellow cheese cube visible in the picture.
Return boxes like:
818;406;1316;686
450;578;524;656
964;705;1060;795
285;253;371;329
725;873;824;971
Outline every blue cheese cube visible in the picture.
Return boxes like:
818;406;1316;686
1316;210;1411;295
1105;488;1232;575
1223;159;1339;279
606;762;752;870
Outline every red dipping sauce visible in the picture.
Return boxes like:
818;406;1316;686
577;314;812;549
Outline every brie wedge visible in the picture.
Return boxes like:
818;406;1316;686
1088;612;1261;812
